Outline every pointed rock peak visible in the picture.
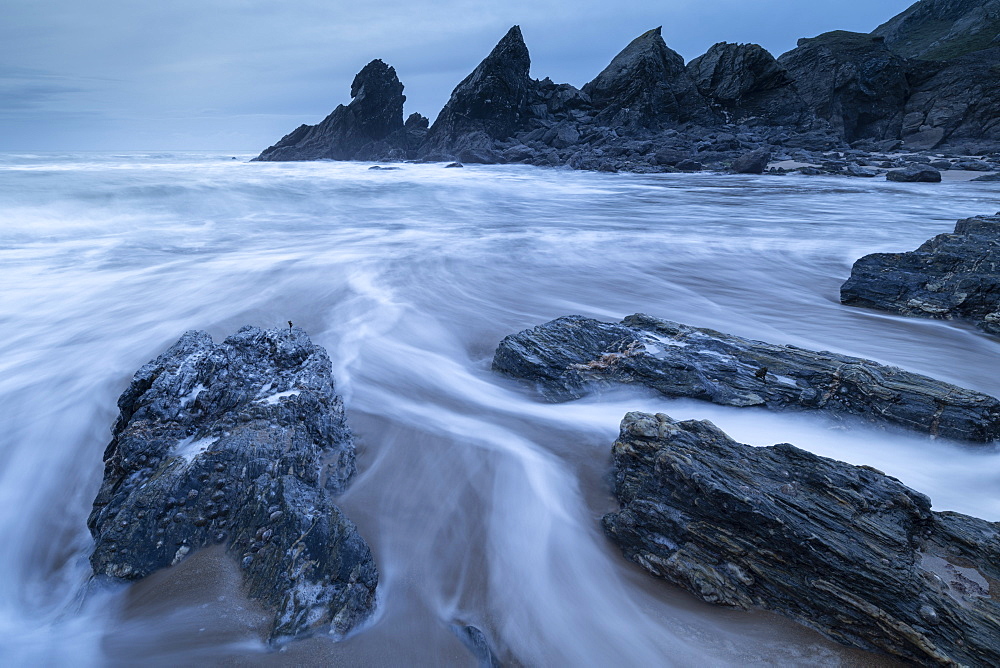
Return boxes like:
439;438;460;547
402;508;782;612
351;59;402;99
483;25;530;66
501;25;524;45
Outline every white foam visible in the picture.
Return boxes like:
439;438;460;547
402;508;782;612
173;435;219;464
256;390;300;405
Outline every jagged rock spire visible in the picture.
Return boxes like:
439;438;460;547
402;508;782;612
419;26;534;160
583;27;714;129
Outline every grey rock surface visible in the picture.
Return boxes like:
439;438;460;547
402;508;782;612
842;213;1000;336
492;313;1000;443
873;0;1000;60
777;32;910;143
88;326;377;641
255;59;406;162
901;48;1000;150
604;412;1000;666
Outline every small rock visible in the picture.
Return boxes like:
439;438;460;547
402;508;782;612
886;165;942;182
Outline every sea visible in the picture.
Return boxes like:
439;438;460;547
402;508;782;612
1;151;997;665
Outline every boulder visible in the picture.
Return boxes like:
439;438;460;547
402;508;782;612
687;42;811;127
418;26;533;159
778;32;910;143
886;164;942;182
582;27;715;131
492;313;1000;443
730;148;771;174
604;412;1000;666
842;213;1000;336
88;326;377;641
255;60;406;162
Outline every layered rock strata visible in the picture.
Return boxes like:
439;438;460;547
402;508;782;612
88;326;377;641
492;313;1000;443
603;412;1000;666
842;214;1000;336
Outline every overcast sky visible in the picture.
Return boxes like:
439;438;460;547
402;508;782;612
1;1;916;151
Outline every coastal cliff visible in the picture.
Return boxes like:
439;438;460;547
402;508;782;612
254;0;1000;168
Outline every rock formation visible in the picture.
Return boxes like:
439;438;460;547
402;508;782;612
604;412;1000;666
873;0;1000;61
901;48;1000;151
581;27;714;131
777;32;910;143
88;326;377;641
255;59;407;161
418;25;533;162
255;0;1000;168
493;313;1000;443
687;42;811;127
842;213;1000;336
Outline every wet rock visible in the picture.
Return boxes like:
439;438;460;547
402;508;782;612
886;164;942;182
953;159;993;171
845;163;879;177
255;60;406;162
778;32;910;143
730;148;771;174
842;213;1000;336
604;412;1000;666
688;42;811;127
492;313;1000;443
674;159;704;172
88;326;377;641
973;172;1000;182
582;27;714;131
451;624;502;668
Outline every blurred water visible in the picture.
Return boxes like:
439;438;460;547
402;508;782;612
0;152;997;666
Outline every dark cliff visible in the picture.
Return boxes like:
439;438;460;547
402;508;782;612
255;0;1000;165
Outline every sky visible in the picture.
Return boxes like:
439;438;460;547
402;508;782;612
1;1;917;152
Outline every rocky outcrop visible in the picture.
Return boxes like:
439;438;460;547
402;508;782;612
777;32;910;143
88;326;377;641
255;59;407;161
255;1;1000;169
582;27;714;131
493;313;1000;443
687;42;811;127
418;26;533;161
901;48;1000;151
604;412;1000;666
842;213;1000;336
873;0;1000;61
